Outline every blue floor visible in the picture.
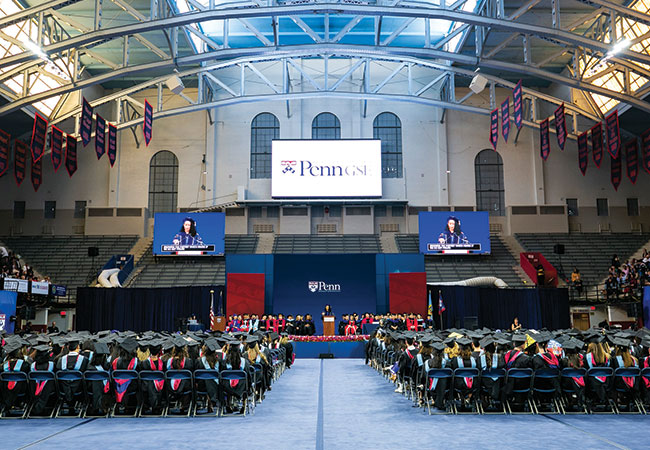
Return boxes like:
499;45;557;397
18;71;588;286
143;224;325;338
2;359;649;450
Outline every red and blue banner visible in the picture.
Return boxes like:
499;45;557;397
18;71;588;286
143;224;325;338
501;98;510;143
591;122;603;168
642;128;650;175
540;118;550;160
65;135;77;177
80;97;93;147
50;126;64;172
143;99;153;146
30;112;48;162
14;140;27;186
0;129;9;177
108;123;117;167
554;103;566;150
438;292;446;315
625;139;638;184
31;152;42;192
605;110;620;159
578;130;588;176
489;108;498;150
611;152;622;191
513;80;523;130
95;114;106;160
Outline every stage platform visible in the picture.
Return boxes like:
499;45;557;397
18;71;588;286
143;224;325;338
293;341;366;358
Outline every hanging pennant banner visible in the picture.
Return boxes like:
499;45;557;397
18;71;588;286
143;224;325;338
50;126;64;172
489;108;498;150
554;103;566;151
80;97;93;147
31;152;42;192
95;114;106;160
14;140;27;186
108;123;117;167
540;118;550;160
513;80;523;130
0;129;10;177
605;110;620;159
611;152;622;191
625;139;638;184
642;128;650;175
591;122;603;168
30;112;48;162
143;99;153;146
65;135;78;177
501;98;510;143
578;130;588;176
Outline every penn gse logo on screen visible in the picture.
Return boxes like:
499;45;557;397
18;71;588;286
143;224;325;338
308;281;341;293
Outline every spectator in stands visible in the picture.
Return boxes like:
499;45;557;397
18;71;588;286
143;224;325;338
48;322;59;333
536;264;545;286
605;274;619;300
571;268;583;294
612;254;621;269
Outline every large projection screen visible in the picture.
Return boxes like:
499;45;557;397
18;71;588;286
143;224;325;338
271;140;382;198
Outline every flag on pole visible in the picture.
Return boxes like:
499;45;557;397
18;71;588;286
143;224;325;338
209;293;216;330
427;292;433;317
438;292;446;315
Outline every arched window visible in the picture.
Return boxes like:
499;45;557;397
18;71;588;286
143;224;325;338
250;112;279;179
312;112;341;139
373;112;402;178
148;150;178;216
474;149;505;216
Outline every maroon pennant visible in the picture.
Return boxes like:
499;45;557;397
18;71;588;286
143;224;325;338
578;130;588;176
95;114;106;160
501;98;510;143
0;129;10;177
641;128;650;175
489;108;498;150
540;118;550;160
611;152;622;191
31;152;42;192
143;99;153;146
591;122;603;168
30;112;48;162
65;135;77;177
50;126;64;172
108;123;117;167
605;110;620;159
14;139;27;186
625;139;638;184
80;97;93;147
554;103;566;151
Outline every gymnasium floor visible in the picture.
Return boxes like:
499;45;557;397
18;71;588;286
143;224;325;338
3;359;648;450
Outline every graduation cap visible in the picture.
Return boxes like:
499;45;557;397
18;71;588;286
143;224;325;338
162;339;175;352
431;342;446;351
479;336;496;349
245;335;261;345
512;334;527;345
641;338;650;349
204;338;221;352
456;337;472;347
612;337;631;348
269;332;279;341
119;338;138;354
3;341;23;355
419;336;434;346
94;341;110;355
32;344;51;353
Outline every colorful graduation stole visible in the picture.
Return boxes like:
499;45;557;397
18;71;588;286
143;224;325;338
3;360;23;390
149;359;164;391
505;350;521;369
113;358;137;403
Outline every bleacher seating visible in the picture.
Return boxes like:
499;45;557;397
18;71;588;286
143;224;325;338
225;234;259;254
515;233;650;286
1;235;139;296
395;234;419;253
272;235;382;253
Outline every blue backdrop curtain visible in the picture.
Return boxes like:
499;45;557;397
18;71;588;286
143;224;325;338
428;286;569;330
76;286;225;332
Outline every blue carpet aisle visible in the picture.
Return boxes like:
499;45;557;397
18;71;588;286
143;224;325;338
2;359;650;450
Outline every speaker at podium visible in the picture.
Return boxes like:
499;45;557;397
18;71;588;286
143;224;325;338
323;316;336;336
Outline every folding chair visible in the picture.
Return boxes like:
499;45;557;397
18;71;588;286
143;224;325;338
585;367;616;414
559;368;588;414
193;369;220;417
27;371;57;418
505;368;534;414
165;370;193;417
219;370;250;416
452;368;481;414
424;368;453;415
138;371;166;417
251;363;265;403
613;367;643;414
532;368;562;414
111;370;140;417
54;370;85;418
0;372;29;419
639;367;650;414
83;370;111;418
480;368;507;414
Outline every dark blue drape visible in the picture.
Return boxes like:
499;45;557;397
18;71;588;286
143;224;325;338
76;286;224;332
428;286;569;330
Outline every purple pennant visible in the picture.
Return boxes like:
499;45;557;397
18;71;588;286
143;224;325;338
65;135;77;177
489;108;498;150
143;99;153;146
108;123;117;167
50;127;64;172
591;122;603;168
80;97;93;147
605;110;620;159
30;112;48;162
501;98;510;143
540;118;550;160
95;114;106;159
554;103;566;151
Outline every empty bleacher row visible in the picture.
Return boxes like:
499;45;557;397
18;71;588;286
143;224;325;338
515;233;650;286
272;234;382;253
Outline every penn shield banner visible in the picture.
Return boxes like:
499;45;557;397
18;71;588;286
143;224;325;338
143;99;153;146
605;110;620;159
30;112;48;162
501;98;510;143
489;108;498;150
591;123;603;168
80;97;93;147
540;118;550;161
0;129;9;177
65;135;77;177
108;123;117;167
578;130;589;176
554;103;566;151
513;80;523;130
14;140;27;186
642;128;650;175
95;114;106;160
625;139;638;184
611;152;622;191
50;126;64;172
31;152;42;192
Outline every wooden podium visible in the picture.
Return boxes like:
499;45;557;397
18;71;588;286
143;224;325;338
323;316;336;336
212;316;226;332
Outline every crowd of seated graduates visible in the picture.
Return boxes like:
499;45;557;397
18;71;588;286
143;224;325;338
0;328;293;418
367;325;650;415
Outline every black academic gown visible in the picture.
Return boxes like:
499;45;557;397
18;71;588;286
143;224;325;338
28;360;56;415
218;358;251;405
166;357;194;409
503;349;531;399
478;353;505;403
195;356;220;405
303;320;315;336
86;361;111;413
56;353;88;406
531;352;561;397
584;353;611;404
450;356;480;396
138;357;165;411
0;359;30;409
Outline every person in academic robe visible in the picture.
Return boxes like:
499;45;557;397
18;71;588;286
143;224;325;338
477;338;505;410
277;314;286;333
560;340;587;411
218;344;251;413
531;337;562;402
293;315;304;336
584;340;611;406
405;313;418;332
86;342;112;416
424;315;436;330
111;338;140;412
138;340;166;414
396;336;418;394
639;341;650;405
56;338;89;413
0;342;30;411
166;339;195;413
285;315;296;335
302;314;315;336
338;314;349;336
424;344;450;411
27;345;57;416
610;339;639;409
259;315;268;332
503;336;532;401
172;217;204;246
344;320;358;336
450;338;480;410
250;314;260;332
195;339;221;412
245;340;272;397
